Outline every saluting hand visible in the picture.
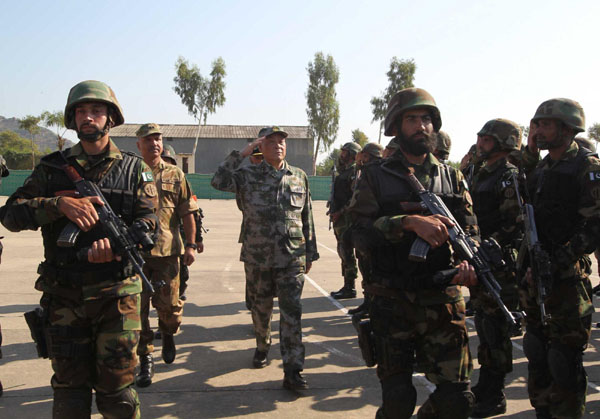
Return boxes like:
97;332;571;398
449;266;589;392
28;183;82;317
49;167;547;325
241;136;266;158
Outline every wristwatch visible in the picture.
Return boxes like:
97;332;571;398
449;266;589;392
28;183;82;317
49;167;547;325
185;243;198;250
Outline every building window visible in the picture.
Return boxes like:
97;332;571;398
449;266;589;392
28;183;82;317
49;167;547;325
183;157;189;174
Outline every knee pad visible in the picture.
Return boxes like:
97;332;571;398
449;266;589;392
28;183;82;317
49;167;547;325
523;329;546;367
380;373;416;419
419;382;474;419
96;387;139;419
547;342;584;390
53;388;92;418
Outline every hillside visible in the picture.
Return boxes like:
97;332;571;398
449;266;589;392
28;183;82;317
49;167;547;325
0;115;75;151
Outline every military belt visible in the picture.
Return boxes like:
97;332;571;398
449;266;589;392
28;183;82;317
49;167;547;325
364;283;406;300
38;262;135;286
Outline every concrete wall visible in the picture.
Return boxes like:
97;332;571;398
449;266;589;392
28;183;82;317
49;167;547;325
112;136;314;174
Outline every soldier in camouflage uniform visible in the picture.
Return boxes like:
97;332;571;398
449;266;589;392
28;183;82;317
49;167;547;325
348;88;478;419
0;80;158;418
330;141;362;299
211;126;319;390
519;98;599;419
134;124;199;388
0;155;8;396
160;145;205;302
347;142;383;318
468;119;523;417
433;131;452;162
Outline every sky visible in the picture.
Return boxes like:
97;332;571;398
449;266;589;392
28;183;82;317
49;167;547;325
2;0;600;164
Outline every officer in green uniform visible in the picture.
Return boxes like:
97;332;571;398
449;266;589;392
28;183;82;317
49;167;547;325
348;88;478;418
468;119;523;417
0;80;158;418
330;141;362;299
519;98;599;419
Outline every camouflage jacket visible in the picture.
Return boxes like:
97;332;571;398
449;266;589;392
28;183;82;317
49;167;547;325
522;141;600;281
147;159;198;258
211;150;319;267
347;152;478;305
0;140;158;299
332;163;356;233
471;157;521;248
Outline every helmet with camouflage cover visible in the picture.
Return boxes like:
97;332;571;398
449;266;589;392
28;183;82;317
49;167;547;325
341;142;362;154
477;118;522;151
64;80;124;130
435;131;452;159
531;98;585;133
362;142;384;159
162;144;177;165
384;88;442;136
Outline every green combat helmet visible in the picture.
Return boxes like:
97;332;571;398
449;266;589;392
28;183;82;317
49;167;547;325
531;98;585;133
362;142;384;158
384;88;442;136
341;142;362;154
477;118;522;151
162;144;177;165
64;80;125;130
435;131;452;160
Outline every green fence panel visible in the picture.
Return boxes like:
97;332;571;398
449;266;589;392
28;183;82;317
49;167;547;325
1;171;333;201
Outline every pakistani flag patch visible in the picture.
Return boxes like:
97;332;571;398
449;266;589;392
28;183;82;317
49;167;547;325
142;172;154;182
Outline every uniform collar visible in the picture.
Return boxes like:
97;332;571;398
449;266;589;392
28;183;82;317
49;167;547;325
481;156;507;173
66;138;123;169
259;159;292;174
543;140;579;166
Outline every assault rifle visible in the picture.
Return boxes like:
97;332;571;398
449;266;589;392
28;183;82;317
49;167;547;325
56;165;162;294
326;165;336;230
512;171;552;325
381;165;523;328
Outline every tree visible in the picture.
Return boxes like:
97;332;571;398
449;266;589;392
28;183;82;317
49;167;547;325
40;110;67;150
370;57;416;142
316;148;341;176
173;56;227;172
588;123;600;147
351;129;369;147
19;115;41;169
0;131;42;169
306;52;340;175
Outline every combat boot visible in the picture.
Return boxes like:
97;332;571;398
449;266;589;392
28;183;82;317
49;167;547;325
162;333;176;364
135;354;154;388
348;298;369;316
283;369;308;390
471;370;506;418
330;277;356;299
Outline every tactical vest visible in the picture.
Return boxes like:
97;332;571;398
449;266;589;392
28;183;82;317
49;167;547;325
471;161;516;238
364;159;466;290
528;147;593;251
39;150;141;269
333;164;356;210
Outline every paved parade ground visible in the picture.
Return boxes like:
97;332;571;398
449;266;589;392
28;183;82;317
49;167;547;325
1;197;599;418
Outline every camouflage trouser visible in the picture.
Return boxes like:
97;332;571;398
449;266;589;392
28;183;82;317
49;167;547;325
370;290;472;418
42;291;141;415
519;275;594;419
244;263;305;371
138;255;184;356
470;271;519;374
334;227;357;282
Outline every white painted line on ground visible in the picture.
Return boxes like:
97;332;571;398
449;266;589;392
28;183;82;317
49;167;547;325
305;274;348;314
318;241;338;255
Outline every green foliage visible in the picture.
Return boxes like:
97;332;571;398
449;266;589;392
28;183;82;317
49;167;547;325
306;52;340;175
315;148;341;176
351;129;369;147
370;57;416;141
173;56;227;125
588;123;600;145
0;131;42;169
40;110;67;150
18;115;41;169
446;160;461;170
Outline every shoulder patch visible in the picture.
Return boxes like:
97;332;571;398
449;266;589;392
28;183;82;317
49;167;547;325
142;172;154;182
144;183;157;197
588;171;600;181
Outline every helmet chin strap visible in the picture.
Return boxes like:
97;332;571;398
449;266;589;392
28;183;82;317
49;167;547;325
77;116;113;142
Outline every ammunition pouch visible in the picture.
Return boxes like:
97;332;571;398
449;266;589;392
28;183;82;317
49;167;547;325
24;308;49;358
352;317;377;367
